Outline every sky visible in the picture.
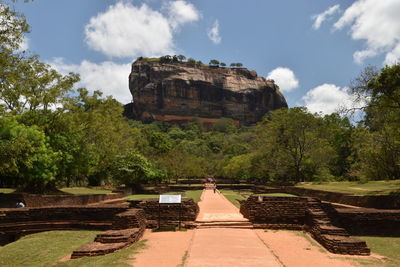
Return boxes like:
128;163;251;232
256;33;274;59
10;0;400;115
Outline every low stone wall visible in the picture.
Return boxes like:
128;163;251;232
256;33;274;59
324;205;400;236
0;206;128;245
283;187;400;209
240;196;370;255
128;198;199;228
71;209;146;259
240;196;307;229
0;188;131;208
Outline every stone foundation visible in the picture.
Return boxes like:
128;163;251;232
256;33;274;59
240;196;370;255
71;209;146;259
0;206;128;245
323;204;400;236
128;198;199;228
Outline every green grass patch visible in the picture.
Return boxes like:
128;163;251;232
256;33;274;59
296;180;400;195
0;188;15;194
59;187;113;195
0;230;99;267
357;236;400;266
124;194;160;200
57;241;146;267
124;190;203;203
0;230;147;267
220;189;247;208
183;190;202;203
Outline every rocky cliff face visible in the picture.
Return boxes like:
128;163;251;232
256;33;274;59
124;59;288;125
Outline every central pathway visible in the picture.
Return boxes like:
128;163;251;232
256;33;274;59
185;188;282;267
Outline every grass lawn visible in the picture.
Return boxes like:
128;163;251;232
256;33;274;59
220;189;247;208
357;236;400;266
0;188;15;194
296;180;400;195
0;230;146;267
124;190;203;203
59;187;114;195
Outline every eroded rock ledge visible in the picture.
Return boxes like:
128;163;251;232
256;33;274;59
124;59;288;125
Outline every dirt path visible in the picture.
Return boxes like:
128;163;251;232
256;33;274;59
185;189;282;267
130;188;367;267
256;230;357;267
129;229;194;267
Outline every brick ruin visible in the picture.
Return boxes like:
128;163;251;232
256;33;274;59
1;192;400;258
71;209;146;258
0;198;200;258
240;196;400;255
128;198;199;228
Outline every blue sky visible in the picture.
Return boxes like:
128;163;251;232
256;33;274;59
11;0;400;114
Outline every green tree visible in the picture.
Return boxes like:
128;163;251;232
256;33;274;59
111;151;166;186
253;108;334;182
220;62;226;67
209;59;219;66
0;116;59;192
177;55;186;62
187;57;196;66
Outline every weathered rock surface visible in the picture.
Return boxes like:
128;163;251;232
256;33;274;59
124;59;288;125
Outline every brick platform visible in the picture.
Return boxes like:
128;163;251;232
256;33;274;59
71;209;146;259
240;196;370;256
128;198;199;228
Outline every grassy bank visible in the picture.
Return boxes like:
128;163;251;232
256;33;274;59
124;190;203;203
0;230;146;267
296;180;400;195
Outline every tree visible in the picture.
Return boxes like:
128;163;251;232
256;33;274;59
230;63;237;68
348;64;400;181
0;2;30;51
253;108;334;182
177;55;186;62
236;62;243;68
209;59;219;66
0;116;59;192
0;56;79;114
187;57;196;66
220;62;226;67
111;151;166;186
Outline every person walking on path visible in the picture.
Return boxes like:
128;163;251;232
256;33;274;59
213;183;217;193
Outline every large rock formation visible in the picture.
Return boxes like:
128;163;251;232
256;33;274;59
124;58;288;125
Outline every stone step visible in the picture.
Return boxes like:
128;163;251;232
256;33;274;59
94;228;141;244
197;225;254;229
195;221;253;229
71;242;127;258
316;225;349;236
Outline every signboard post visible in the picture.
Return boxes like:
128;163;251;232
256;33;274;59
158;195;182;229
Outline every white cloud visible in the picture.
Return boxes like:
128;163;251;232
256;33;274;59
311;5;340;30
207;20;221;44
84;1;200;59
50;58;132;104
384;43;400;65
302;84;355;115
85;2;174;58
167;0;200;30
333;0;400;65
266;67;299;92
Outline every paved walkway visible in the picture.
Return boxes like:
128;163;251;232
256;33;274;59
185;189;282;267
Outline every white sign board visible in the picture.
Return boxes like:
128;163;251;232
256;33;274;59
159;194;182;204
